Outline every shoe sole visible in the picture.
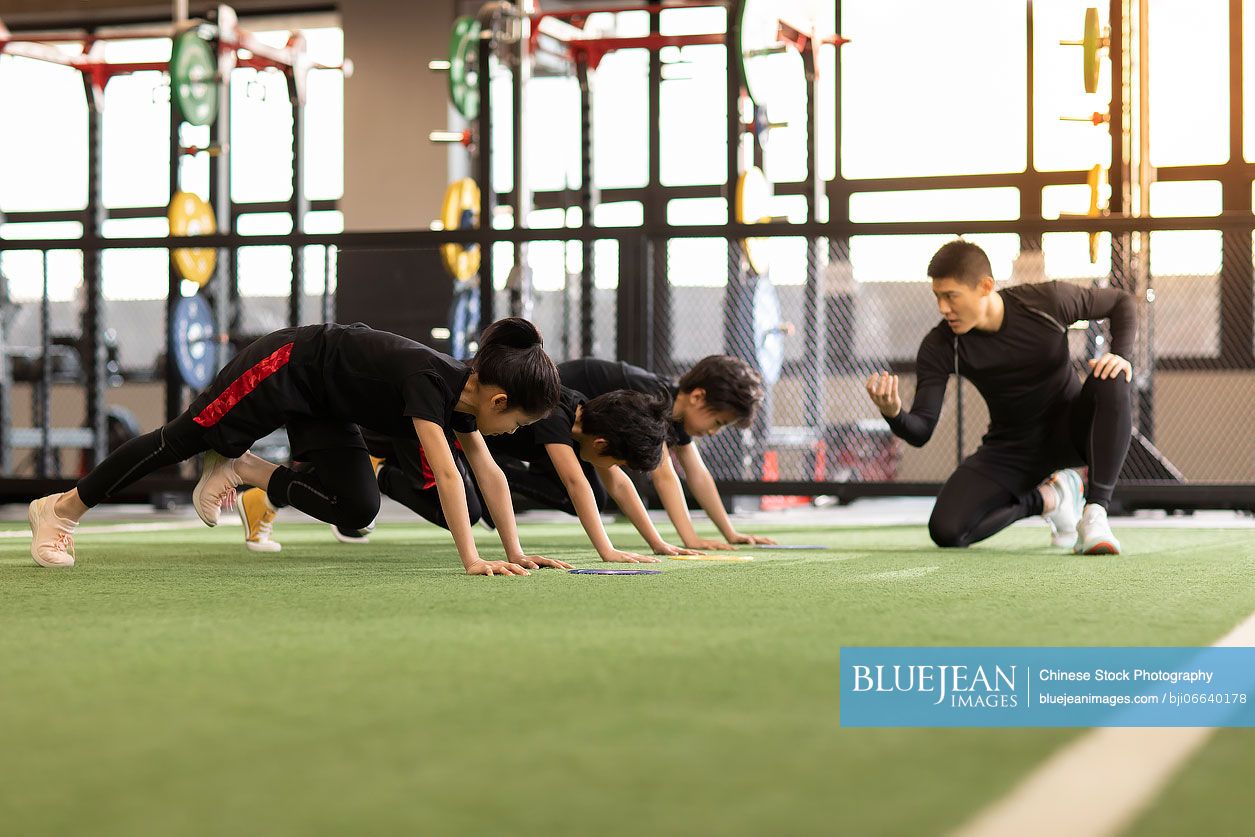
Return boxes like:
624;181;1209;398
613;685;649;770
27;498;74;568
1051;531;1077;548
330;525;369;545
1079;541;1120;555
193;452;226;527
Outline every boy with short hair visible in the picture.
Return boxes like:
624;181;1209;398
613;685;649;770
557;355;777;550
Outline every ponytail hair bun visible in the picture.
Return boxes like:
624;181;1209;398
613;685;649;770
479;317;543;352
472;318;560;416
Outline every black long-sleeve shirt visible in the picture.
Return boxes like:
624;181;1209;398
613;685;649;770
887;282;1136;449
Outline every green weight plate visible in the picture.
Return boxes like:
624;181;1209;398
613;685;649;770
170;28;218;126
448;16;481;122
1083;7;1101;95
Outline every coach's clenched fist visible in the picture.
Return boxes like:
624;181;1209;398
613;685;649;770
866;371;902;419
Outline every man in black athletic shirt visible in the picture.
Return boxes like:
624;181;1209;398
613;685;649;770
866;240;1134;554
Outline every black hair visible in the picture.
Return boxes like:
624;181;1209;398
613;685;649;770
579;390;670;471
676;355;763;429
926;240;992;287
472;318;561;416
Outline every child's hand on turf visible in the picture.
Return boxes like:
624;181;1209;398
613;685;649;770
507;553;573;570
727;531;778;546
684;537;737;551
601;549;662;564
467;559;531;576
651;542;704;557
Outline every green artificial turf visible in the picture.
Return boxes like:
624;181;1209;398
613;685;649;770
1;520;1252;836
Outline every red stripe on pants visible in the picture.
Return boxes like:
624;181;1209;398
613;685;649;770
193;342;294;428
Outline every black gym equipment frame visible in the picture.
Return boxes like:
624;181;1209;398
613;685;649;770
1;8;318;499
4;212;1254;512
2;0;1254;512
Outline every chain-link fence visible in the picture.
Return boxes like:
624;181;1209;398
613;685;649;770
3;223;1252;499
647;227;1255;489
0;239;336;479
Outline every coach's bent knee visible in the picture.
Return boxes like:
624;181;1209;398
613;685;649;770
1087;372;1131;395
928;514;970;549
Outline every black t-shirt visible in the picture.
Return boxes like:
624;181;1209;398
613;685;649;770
297;322;476;440
888;281;1136;449
486;386;583;464
557;358;690;446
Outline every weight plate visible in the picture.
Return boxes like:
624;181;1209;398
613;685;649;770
735;166;772;275
449;287;480;361
753;276;785;387
168;191;218;286
1082;7;1101;95
449;16;481;121
170;28;218;126
440;178;481;283
171;294;216;390
738;0;804;112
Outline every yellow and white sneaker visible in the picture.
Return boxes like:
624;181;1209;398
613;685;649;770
192;450;241;527
27;493;78;568
238;487;281;553
1074;503;1121;555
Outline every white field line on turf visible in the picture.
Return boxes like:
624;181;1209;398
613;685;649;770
0;520;227;539
951;607;1255;837
861;566;939;580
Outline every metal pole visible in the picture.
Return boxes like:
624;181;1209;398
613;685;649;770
1137;0;1155;440
512;11;531;323
647;8;669;372
476;20;496;330
82;75;107;466
723;1;743;364
800;41;826;479
210;39;231;370
323;244;334;322
38;250;53;478
288;75;308;328
166;93;184;422
577;56;595;357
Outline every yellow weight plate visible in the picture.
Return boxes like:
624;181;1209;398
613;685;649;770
168;191;218;286
1082;7;1102;95
1087;165;1104;264
440;178;481;283
735;167;772;274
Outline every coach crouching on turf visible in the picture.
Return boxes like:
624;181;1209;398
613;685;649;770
865;240;1136;555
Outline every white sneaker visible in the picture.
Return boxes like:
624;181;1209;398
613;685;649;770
1074;503;1121;555
331;517;376;544
192;450;241;527
1044;469;1084;548
27;493;77;568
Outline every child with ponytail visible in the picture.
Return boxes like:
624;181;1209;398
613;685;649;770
27;317;569;577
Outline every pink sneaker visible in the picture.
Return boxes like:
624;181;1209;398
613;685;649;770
192;450;241;527
27;493;78;568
